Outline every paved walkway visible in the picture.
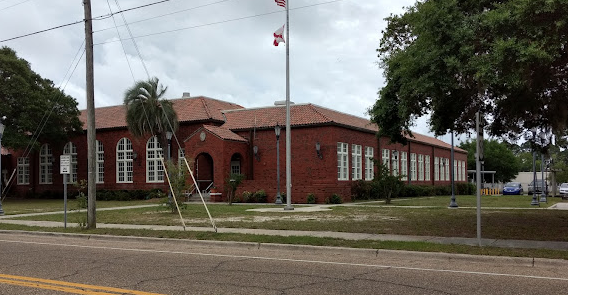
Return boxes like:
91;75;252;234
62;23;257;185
0;202;568;251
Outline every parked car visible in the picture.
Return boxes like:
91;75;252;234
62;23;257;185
528;180;548;195
503;182;524;195
559;182;568;199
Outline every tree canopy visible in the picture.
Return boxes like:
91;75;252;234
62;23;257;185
370;0;567;150
459;138;520;183
0;46;82;150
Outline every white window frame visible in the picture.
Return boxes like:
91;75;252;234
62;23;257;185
364;146;374;181
178;148;186;167
445;158;450;181
351;144;362;180
39;144;53;184
434;157;440;181
453;160;458;181
116;137;133;183
418;154;424;181
337;142;349;180
425;155;431;181
461;161;466;181
400;152;408;181
410;153;417;181
391;151;399;176
382;149;390;171
63;142;78;183
147;136;164;183
230;160;241;175
96;140;104;183
17;157;29;185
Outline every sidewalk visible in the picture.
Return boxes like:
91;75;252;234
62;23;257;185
0;203;568;251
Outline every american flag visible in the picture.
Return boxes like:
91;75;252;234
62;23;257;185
275;0;286;8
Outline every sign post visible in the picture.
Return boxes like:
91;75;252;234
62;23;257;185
60;155;71;228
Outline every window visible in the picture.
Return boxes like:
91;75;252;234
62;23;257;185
454;160;458;181
39;144;53;184
434;157;439;181
400;152;408;181
461;161;466;181
231;161;240;175
178;148;186;167
440;157;445;181
364;146;374;181
116;137;133;183
382;149;390;171
337;142;348;180
418;154;424;181
17;157;29;185
96;140;104;183
445;158;450;181
63;142;77;183
351;144;362;180
425;155;431;181
410;153;417;181
391;151;399;176
147;136;164;183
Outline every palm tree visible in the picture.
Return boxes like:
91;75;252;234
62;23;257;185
124;77;179;158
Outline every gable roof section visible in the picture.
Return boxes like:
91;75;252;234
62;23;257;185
222;103;466;153
203;125;247;142
79;96;244;130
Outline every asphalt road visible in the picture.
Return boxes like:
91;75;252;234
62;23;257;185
0;232;567;295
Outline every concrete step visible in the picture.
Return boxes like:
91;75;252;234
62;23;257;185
186;192;210;202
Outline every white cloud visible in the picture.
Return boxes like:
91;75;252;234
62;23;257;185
0;0;457;141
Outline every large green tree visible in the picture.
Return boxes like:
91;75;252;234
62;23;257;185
370;0;567;151
459;139;520;183
0;46;82;150
123;77;179;157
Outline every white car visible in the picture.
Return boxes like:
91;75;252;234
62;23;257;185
559;183;568;199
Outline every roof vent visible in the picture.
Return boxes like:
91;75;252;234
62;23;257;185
182;92;190;98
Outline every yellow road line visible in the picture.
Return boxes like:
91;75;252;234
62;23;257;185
0;274;165;295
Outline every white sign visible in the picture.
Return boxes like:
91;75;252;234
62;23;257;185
60;155;71;174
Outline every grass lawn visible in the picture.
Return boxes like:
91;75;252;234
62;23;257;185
0;197;568;260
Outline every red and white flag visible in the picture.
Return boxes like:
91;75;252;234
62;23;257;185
275;0;286;8
273;25;285;46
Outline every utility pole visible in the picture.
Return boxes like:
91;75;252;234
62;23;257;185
84;0;96;229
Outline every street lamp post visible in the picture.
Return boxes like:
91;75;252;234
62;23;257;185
274;123;282;205
0;117;5;216
449;131;458;208
540;153;547;202
166;131;173;206
531;151;539;206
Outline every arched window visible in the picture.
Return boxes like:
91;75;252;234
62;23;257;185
39;144;53;184
96;140;104;183
146;136;164;183
230;153;242;175
116;138;133;183
63;142;77;183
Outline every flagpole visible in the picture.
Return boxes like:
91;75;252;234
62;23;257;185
284;0;293;210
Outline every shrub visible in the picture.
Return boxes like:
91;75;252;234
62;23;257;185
351;180;372;201
254;190;267;203
325;193;343;204
306;193;316;204
242;191;254;203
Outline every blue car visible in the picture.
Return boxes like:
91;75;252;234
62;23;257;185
503;182;524;195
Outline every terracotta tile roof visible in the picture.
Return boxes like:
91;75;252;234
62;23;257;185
79;96;244;130
202;125;247;142
222;103;466;153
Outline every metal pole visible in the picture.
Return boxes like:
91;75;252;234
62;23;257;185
449;131;458;208
540;153;546;202
0;123;4;216
476;112;481;247
167;137;172;205
64;174;67;228
531;151;539;206
275;132;282;204
284;2;293;211
84;0;96;229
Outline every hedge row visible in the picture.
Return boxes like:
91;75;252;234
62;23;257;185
351;180;476;201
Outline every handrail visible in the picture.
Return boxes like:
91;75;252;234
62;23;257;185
204;182;214;193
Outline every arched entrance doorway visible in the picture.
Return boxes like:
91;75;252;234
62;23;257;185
195;153;214;191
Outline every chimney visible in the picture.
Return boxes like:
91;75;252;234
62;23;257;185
182;92;190;98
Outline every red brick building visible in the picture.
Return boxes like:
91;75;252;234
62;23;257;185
1;96;468;203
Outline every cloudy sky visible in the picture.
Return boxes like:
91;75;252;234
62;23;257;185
0;0;475;143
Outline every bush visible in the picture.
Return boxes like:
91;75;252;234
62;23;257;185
306;193;316;204
351;180;372;201
242;191;254;203
254;190;267;203
325;193;343;204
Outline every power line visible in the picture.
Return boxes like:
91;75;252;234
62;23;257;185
93;0;344;45
0;0;31;11
0;0;170;43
